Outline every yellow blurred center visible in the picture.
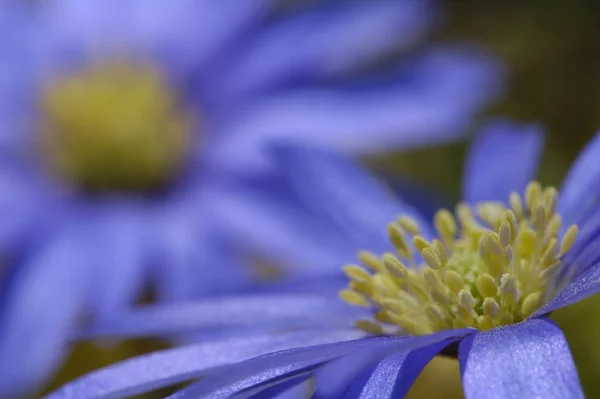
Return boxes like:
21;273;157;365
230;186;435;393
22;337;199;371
340;181;579;335
39;60;194;193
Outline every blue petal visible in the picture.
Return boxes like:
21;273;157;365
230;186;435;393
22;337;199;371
87;201;148;321
314;328;474;398
270;145;435;246
150;196;252;301
463;120;544;204
76;295;367;340
534;261;600;317
459;319;583;399
559;130;600;225
210;46;504;168
45;329;363;399
342;340;452;399
205;179;367;277
0;227;90;398
166;336;385;399
207;0;435;101
37;0;276;77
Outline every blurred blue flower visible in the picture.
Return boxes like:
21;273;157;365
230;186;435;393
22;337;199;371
0;0;503;395
46;122;600;399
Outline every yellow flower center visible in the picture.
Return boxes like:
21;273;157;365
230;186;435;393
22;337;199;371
340;181;579;335
38;60;195;193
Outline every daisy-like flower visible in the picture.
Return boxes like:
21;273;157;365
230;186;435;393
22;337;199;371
0;0;504;396
46;121;600;398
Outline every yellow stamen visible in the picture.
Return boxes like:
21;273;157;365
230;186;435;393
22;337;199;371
340;181;578;335
39;60;194;193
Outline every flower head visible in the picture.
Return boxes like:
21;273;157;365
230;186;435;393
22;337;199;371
47;121;600;398
0;0;504;396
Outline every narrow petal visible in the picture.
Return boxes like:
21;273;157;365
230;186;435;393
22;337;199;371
45;329;363;399
314;328;474;398
87;201;147;321
0;227;90;398
151;197;252;301
345;340;452;399
166;337;386;399
463;120;544;203
205;179;366;277
37;0;276;75
534;261;600;316
76;295;367;340
559;130;600;225
207;0;435;101
269;145;434;244
459;319;583;399
210;46;504;167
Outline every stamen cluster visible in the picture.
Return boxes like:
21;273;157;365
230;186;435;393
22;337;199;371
340;181;578;335
39;60;193;192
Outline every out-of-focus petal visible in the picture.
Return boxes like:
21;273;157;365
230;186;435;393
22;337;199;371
150;196;252;301
559;130;600;225
44;329;363;399
207;0;435;101
535;261;600;317
270;145;434;244
166;337;383;399
36;0;275;75
463;120;544;204
459;318;583;399
206;180;351;276
76;295;367;340
0;226;90;398
314;328;473;398
209;47;504;169
87;201;147;321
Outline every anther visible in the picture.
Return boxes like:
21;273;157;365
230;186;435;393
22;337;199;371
397;216;421;236
476;273;499;298
357;251;386;273
339;289;369;307
498;221;511;248
482;297;500;319
343;265;372;283
525;181;542;211
521;292;542;317
422;248;443;269
509;192;524;221
560;225;578;255
381;253;408;279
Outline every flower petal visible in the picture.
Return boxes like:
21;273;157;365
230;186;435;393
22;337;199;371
0;227;90;398
534;261;600;317
343;341;451;399
269;144;434;245
87;201;148;321
151;196;252;301
459;318;583;399
463;120;544;204
207;0;434;101
559;130;600;225
165;336;384;399
314;328;474;398
206;180;351;277
37;0;275;75
45;329;363;399
76;295;367;340
210;46;504;167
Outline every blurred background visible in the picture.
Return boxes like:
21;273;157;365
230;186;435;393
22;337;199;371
7;0;600;397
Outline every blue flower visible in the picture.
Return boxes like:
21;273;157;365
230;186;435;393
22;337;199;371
46;121;600;398
0;0;503;395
